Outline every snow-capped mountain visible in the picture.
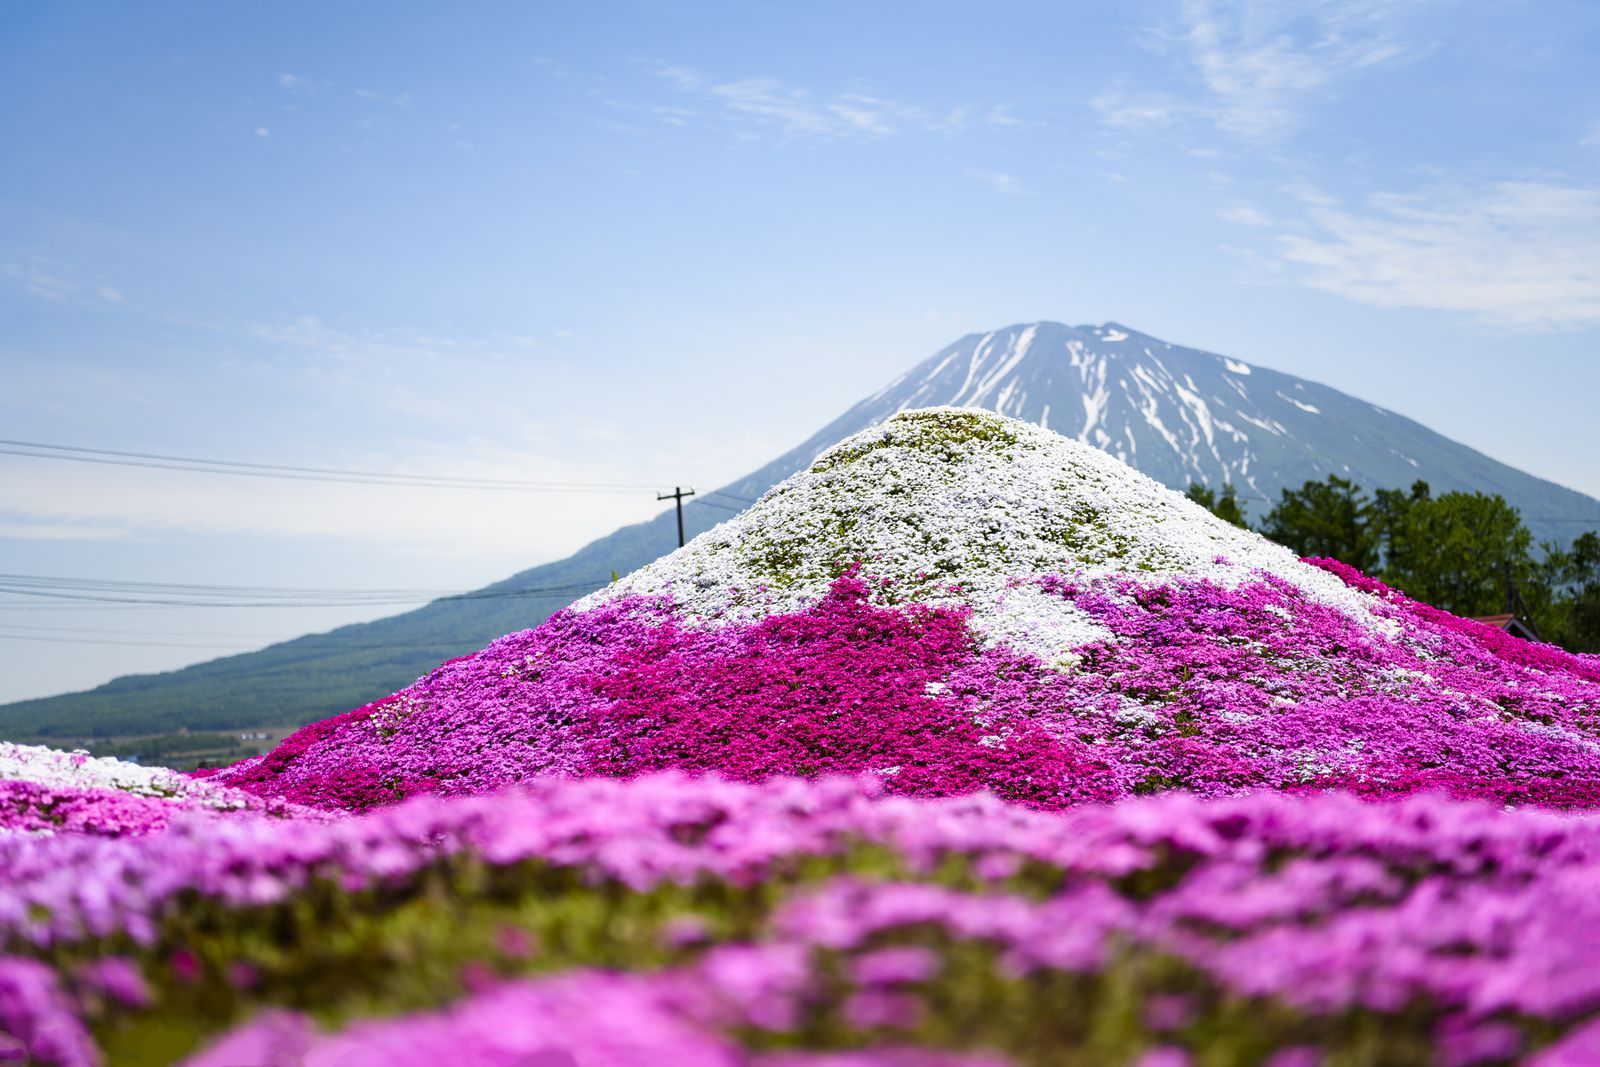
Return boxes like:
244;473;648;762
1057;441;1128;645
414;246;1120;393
727;321;1600;537
872;322;1378;499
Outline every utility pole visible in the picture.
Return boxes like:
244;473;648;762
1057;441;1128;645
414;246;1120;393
1502;559;1543;640
658;486;696;548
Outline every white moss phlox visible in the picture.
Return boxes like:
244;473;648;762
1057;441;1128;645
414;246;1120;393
0;741;247;810
579;408;1387;664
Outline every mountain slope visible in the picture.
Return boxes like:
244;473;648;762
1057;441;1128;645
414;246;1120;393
5;322;1598;740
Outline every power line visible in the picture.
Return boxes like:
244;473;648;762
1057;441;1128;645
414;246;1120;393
0;623;289;637
0;572;609;609
0;573;459;595
0;439;665;494
0;589;600;609
0;633;270;651
0;631;500;653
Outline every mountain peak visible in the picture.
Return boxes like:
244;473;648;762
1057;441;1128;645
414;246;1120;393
1086;321;1138;342
855;323;1595;538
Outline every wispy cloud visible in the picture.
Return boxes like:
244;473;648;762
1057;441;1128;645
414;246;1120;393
276;73;326;95
968;170;1030;196
1102;0;1437;141
353;87;413;107
4;263;71;301
1240;179;1600;330
645;64;1006;141
986;106;1024;128
1181;0;1430;138
1;257;121;304
1092;88;1183;130
0;520;129;542
1217;202;1271;226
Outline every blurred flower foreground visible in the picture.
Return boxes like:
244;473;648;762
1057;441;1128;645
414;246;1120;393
6;409;1600;1067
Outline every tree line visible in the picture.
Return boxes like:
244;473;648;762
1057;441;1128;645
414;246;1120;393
1186;477;1600;653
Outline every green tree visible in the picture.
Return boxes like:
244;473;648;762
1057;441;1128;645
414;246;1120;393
1260;475;1378;571
1569;531;1600;653
1185;482;1248;529
1369;480;1431;576
1542;531;1600;653
1382;491;1539;618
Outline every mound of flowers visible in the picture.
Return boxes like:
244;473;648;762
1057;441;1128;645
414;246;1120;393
2;774;1600;1066
0;743;309;837
207;409;1600;812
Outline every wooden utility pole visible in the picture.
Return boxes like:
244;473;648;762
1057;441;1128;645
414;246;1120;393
1502;559;1543;640
659;486;696;547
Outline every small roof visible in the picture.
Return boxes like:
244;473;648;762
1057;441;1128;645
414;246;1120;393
1472;614;1540;641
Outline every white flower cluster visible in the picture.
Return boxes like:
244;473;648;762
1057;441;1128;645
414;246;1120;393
579;407;1388;663
0;741;246;809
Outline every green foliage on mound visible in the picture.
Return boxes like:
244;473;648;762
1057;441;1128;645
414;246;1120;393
809;411;1020;475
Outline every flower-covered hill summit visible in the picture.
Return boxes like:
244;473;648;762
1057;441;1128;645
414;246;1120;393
582;407;1380;661
212;409;1600;812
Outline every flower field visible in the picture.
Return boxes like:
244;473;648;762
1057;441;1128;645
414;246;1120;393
5;409;1600;1065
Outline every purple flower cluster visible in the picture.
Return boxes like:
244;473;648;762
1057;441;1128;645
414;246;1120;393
0;957;98;1067
0;781;194;838
5;774;1600;1063
207;565;1600;812
178;974;1015;1067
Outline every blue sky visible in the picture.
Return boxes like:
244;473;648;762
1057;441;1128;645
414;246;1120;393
3;0;1599;704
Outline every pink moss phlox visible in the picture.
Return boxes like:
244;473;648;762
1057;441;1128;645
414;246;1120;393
0;779;321;839
0;956;99;1067
5;777;1600;1060
210;563;1600;812
210;578;1119;811
583;574;1118;808
0;781;182;837
76;958;148;1010
180;969;1018;1067
1029;571;1600;805
181;972;740;1067
203;693;400;808
1306;556;1600;683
